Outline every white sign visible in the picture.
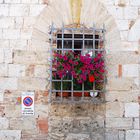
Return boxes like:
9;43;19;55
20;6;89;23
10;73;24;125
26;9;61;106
22;92;34;116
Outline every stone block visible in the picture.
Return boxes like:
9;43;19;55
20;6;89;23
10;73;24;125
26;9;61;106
106;52;139;65
124;7;138;19
130;0;140;6
0;48;4;63
0;17;14;28
8;64;25;77
20;28;32;39
0;40;9;48
134;118;139;129
10;118;36;130
0;5;9;16
119;130;125;140
37;119;48;134
116;19;129;30
18;77;46;90
10;40;27;50
105;129;118;140
0;64;8;76
126;130;140;140
4;48;13;63
106;102;124;117
13;50;48;64
106;118;133;129
125;103;139;117
0;90;4;102
107;78;133;91
0;130;21;140
106;6;123;19
14;17;24;28
4;0;21;3
29;5;46;16
122;64;139;77
3;29;20;39
34;65;48;78
0;117;9;129
9;4;29;16
120;30;128;40
106;91;139;102
0;78;18;90
23;17;36;28
22;0;39;3
66;133;90;140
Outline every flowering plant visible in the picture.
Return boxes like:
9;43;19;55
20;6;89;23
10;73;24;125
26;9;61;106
53;51;105;86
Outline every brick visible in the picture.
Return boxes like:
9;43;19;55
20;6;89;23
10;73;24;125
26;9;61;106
29;5;46;16
0;117;9;129
122;64;139;77
0;5;9;16
106;102;124;117
118;64;122;77
9;4;29;16
4;0;21;3
8;64;25;77
125;103;139;117
37;119;48;133
18;77;46;90
0;130;21;140
0;64;8;76
0;17;14;28
0;78;18;90
126;130;140;140
3;29;20;39
106;118;133;129
130;0;140;6
124;7;138;19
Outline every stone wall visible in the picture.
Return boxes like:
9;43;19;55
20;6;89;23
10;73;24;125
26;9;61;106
0;0;139;140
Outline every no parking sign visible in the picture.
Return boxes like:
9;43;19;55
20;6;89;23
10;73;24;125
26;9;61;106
22;92;34;116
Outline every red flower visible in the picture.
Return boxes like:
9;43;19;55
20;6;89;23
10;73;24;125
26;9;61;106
89;74;95;82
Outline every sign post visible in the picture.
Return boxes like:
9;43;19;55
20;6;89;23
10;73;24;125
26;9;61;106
22;92;34;116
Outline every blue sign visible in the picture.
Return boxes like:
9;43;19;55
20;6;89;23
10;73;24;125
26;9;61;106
23;96;33;107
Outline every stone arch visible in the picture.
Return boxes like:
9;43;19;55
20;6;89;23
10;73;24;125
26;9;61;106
31;0;121;53
128;18;140;41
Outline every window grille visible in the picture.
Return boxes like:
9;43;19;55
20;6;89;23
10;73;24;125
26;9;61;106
49;24;106;103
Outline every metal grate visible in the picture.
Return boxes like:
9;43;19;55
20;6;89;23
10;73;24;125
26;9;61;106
49;24;106;103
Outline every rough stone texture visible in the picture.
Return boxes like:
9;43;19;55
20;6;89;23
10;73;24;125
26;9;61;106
125;103;139;117
126;130;140;140
0;0;139;139
0;130;21;140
